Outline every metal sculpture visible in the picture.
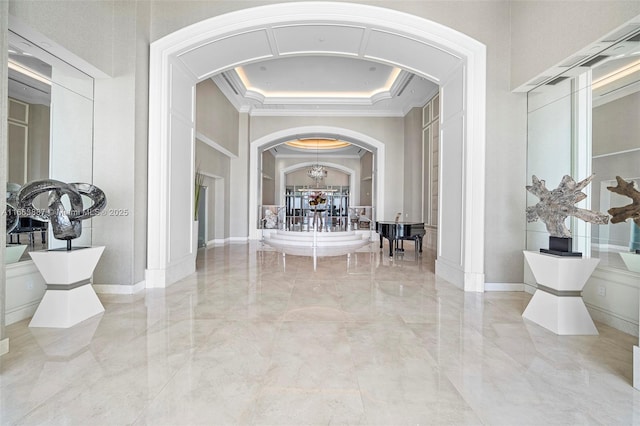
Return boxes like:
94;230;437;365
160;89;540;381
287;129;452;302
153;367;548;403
5;183;21;234
17;179;106;250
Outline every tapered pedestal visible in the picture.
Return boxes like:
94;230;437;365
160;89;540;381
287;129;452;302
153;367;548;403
523;251;599;335
29;246;105;328
620;252;640;273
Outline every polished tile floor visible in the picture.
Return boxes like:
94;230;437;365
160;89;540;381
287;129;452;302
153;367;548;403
2;242;640;425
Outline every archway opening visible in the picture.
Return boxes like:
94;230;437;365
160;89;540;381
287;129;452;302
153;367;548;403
147;2;486;291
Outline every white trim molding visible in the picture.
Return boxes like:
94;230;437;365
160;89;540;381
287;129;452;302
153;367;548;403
93;281;146;295
147;2;486;291
485;282;525;292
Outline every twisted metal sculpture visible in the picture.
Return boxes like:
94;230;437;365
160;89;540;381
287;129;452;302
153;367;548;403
6;183;20;234
17;180;106;249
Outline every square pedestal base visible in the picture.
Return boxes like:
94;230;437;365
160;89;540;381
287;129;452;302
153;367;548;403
522;290;598;335
29;283;104;328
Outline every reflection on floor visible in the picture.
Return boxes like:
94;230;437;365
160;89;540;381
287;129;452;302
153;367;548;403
2;242;640;424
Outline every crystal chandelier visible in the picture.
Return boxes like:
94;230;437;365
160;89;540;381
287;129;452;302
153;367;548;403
307;138;327;184
307;164;327;182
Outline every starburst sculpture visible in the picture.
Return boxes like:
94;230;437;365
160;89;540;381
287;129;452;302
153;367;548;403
607;176;640;227
526;174;609;238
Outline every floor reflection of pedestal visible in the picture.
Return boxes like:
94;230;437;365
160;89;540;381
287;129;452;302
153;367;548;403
29;246;105;328
523;250;599;335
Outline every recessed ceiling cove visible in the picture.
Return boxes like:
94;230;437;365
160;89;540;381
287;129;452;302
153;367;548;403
178;21;447;116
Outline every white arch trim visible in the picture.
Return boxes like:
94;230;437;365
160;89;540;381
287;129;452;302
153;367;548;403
250;125;385;240
147;2;486;292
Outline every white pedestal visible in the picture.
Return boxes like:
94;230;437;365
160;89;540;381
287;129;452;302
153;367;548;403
522;251;600;335
29;246;105;328
620;252;640;273
5;244;27;263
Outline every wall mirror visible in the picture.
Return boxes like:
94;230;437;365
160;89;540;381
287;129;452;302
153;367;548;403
7;30;95;260
526;28;640;274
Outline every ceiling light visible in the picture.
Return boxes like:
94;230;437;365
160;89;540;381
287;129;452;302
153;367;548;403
235;65;402;98
307;164;327;183
592;58;640;90
8;60;51;86
285;139;351;150
306;140;328;184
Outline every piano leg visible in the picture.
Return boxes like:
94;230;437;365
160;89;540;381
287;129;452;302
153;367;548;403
379;235;383;249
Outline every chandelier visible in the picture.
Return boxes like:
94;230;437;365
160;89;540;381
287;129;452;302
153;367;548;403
307;138;328;184
307;164;327;182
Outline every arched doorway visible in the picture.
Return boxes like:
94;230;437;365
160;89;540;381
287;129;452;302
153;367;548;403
250;126;385;241
146;2;486;292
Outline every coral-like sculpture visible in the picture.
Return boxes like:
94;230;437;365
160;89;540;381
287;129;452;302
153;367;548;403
607;176;640;227
17;179;106;248
526;174;609;237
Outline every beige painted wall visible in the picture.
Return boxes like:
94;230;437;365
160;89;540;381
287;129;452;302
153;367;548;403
262;151;276;205
403;106;422;222
593;91;640;156
510;1;640;89
196;139;231;240
196;79;240;156
27;103;49;182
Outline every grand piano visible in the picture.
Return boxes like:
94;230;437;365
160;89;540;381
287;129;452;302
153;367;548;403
376;221;426;257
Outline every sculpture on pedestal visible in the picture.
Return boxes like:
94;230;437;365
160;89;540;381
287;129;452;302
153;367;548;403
526;174;608;256
17;179;107;250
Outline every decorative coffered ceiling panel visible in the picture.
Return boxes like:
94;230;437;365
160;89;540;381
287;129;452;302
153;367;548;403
178;29;274;79
238;56;396;96
363;30;461;83
272;24;365;56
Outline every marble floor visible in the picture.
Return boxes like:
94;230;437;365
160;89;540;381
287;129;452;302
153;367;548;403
2;242;640;425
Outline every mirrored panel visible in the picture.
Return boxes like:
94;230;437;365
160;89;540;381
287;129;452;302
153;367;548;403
7;30;95;260
527;29;640;273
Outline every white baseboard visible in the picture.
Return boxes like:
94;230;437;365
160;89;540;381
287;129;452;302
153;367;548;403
485;282;524;292
586;302;639;337
93;280;146;295
435;259;464;290
0;338;8;356
228;237;249;243
207;238;228;246
6;302;39;325
145;255;195;288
